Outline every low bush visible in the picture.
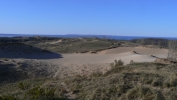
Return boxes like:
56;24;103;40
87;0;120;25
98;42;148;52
18;82;29;90
110;59;124;68
24;87;57;100
0;95;18;100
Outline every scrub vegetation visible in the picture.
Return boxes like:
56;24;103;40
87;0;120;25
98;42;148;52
1;62;177;100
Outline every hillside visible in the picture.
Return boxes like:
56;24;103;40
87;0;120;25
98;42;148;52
0;37;177;100
1;62;177;100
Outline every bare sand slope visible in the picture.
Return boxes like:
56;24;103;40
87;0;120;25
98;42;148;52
45;52;156;65
7;47;166;79
44;52;157;78
43;47;168;65
38;47;168;78
98;47;168;58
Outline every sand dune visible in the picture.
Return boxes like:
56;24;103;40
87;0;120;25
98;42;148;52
36;47;168;77
1;47;168;79
97;47;168;58
43;47;168;64
46;52;157;78
45;52;155;65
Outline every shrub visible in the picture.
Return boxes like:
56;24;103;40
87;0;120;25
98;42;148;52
152;79;163;87
24;87;57;100
0;95;18;100
3;58;8;61
87;84;131;100
90;71;102;77
110;59;124;68
126;87;156;100
18;82;29;90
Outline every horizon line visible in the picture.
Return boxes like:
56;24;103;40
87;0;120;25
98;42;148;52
0;33;177;38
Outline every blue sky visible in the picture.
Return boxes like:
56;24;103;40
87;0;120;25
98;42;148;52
0;0;177;37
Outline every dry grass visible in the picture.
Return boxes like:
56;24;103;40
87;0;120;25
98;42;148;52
64;62;177;100
1;62;177;100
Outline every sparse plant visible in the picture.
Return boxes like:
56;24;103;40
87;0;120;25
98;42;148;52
130;60;134;64
3;58;8;61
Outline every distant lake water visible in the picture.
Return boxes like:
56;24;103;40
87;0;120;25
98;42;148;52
0;34;177;40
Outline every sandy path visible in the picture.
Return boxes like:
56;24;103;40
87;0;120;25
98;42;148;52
48;39;62;44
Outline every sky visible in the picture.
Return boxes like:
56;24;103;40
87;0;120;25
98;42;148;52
0;0;177;37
